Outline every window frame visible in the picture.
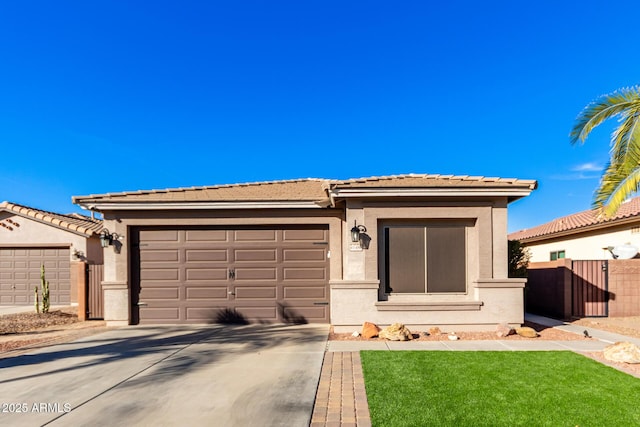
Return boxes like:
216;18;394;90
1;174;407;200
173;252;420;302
380;220;469;296
550;250;566;261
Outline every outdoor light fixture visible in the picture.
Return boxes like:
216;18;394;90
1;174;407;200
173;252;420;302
350;220;367;243
99;229;120;248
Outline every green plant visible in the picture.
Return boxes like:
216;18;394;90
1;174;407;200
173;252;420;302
570;86;640;216
34;287;39;314
40;264;50;314
508;239;530;278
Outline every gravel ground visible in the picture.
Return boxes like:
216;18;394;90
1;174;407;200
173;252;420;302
329;321;586;341
0;307;107;355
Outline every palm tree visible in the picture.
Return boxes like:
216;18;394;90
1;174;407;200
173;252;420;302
570;86;640;216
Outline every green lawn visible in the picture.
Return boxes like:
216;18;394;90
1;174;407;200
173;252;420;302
361;351;640;427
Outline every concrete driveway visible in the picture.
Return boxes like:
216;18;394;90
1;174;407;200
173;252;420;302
0;323;329;427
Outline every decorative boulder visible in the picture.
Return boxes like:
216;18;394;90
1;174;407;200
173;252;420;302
379;323;414;341
496;323;515;338
603;342;640;364
515;327;538;338
361;322;380;339
429;327;442;336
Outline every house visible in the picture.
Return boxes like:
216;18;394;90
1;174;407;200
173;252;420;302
72;174;536;330
508;197;640;262
0;201;103;308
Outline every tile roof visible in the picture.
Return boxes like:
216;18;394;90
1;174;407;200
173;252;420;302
509;197;640;242
73;179;330;203
0;201;103;237
73;174;537;205
330;173;537;189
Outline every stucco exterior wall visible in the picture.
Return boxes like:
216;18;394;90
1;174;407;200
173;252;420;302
331;197;525;332
0;212;103;264
524;224;640;262
97;197;524;330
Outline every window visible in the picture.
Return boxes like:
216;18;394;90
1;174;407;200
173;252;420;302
550;250;565;261
383;224;466;294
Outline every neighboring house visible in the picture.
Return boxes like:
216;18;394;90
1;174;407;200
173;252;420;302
508;197;640;262
73;174;536;330
0;201;103;306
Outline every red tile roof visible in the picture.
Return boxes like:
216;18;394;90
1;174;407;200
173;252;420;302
0;201;103;237
509;197;640;242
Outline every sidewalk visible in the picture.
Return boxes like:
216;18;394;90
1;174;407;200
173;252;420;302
311;314;640;426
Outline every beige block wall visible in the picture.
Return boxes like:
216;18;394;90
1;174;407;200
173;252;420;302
525;225;640;262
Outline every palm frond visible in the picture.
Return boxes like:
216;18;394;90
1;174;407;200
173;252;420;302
611;105;640;165
593;151;640;216
570;86;640;145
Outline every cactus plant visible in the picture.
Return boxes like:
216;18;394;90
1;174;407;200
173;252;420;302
41;264;50;314
34;287;39;314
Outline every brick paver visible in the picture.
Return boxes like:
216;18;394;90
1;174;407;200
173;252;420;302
311;351;371;427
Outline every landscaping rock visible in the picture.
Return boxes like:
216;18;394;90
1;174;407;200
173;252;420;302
604;341;640;364
379;323;414;341
515;326;538;338
429;327;442;336
496;323;514;338
448;334;459;341
361;322;380;339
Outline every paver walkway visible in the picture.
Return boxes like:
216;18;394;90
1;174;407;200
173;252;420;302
310;352;370;427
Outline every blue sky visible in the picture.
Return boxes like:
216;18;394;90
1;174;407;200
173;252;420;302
1;1;638;232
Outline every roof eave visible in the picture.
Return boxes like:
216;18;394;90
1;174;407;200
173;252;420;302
75;200;330;212
330;187;535;201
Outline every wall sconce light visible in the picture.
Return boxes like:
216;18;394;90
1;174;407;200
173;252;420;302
99;229;120;248
350;220;367;243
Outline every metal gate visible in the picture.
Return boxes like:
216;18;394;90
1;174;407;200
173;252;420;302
87;263;104;319
571;260;608;317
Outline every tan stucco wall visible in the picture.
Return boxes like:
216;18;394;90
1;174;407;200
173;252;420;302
331;197;524;331
0;213;102;264
524;224;640;262
97;197;523;329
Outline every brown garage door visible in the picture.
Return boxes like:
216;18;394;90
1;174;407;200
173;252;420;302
0;247;71;305
132;226;330;324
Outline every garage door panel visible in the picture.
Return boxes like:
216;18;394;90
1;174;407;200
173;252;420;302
235;286;276;299
283;268;326;280
141;269;179;281
140;307;180;321
283;229;327;241
139;230;180;242
283;286;326;299
186;250;227;262
234;230;276;242
140;287;180;299
235;268;277;280
186;268;227;281
282;305;326;320
186;287;228;299
185;230;228;242
235;249;277;262
283;249;326;261
186;307;223;321
236;306;277;319
141;250;179;262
